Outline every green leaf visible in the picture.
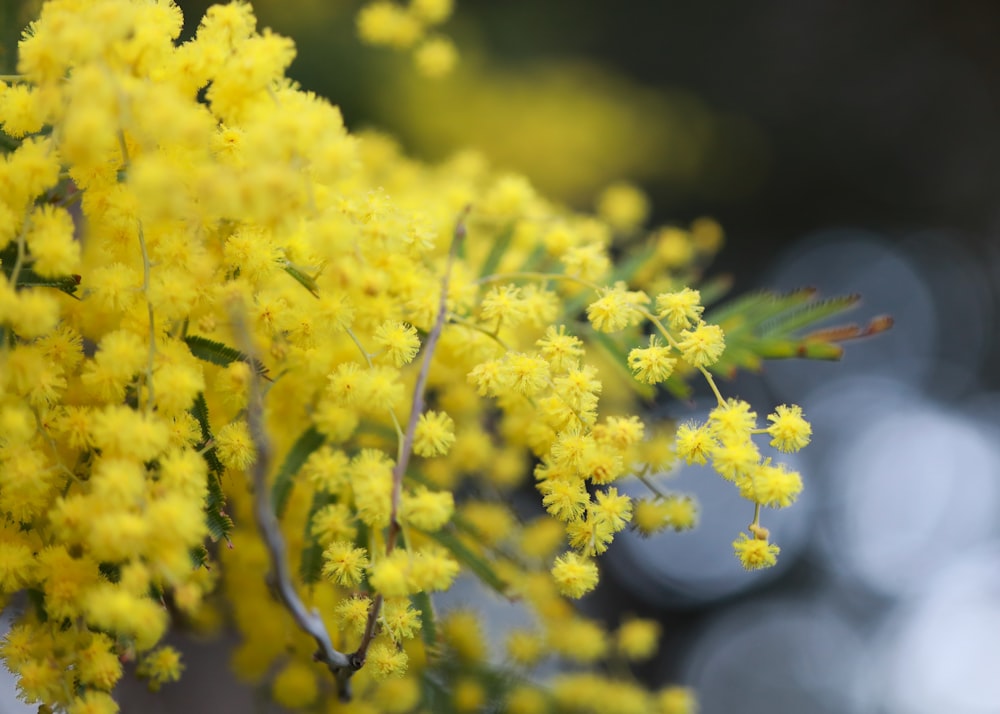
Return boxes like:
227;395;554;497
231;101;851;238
190;393;224;478
478;222;516;278
704;288;886;376
299;492;337;585
271;426;326;519
299;535;326;586
697;273;733;307
0;244;80;296
189;545;210;569
428;528;508;595
26;588;48;622
283;261;320;297
759;294;860;336
206;507;234;542
184;335;268;376
411;590;437;649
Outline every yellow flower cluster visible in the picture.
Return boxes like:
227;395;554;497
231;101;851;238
357;0;458;77
0;1;815;711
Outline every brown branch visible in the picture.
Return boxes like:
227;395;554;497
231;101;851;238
230;305;358;701
351;206;470;665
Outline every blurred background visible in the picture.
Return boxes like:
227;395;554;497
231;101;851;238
5;0;1000;712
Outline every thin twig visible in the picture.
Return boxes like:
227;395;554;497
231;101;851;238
351;206;470;664
229;305;357;700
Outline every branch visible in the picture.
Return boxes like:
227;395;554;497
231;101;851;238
351;206;470;664
229;305;358;701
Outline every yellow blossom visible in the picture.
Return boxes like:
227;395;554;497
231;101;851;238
413;409;456;457
732;532;780;571
321;541;370;586
766;403;812;452
551;551;599;599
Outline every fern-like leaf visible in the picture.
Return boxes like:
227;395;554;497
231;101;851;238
271;426;326;519
184;334;269;377
705;288;892;377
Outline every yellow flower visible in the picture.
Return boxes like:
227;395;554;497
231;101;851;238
675;422;715;465
26;204;80;277
136;646;184;692
655;288;703;331
732;532;780;570
214;420;256;471
368;551;412;598
628;335;676;385
366;641;409;680
617;617;661;661
270;660;318;709
415;36;458;78
413;410;456;457
677;321;726;367
321;541;370;586
748;459;803;508
657;686;699;714
402;485;454;531
374;320;421;366
382;599;422;642
766;403;812;452
587;285;636;333
336;596;372;635
596;181;649;233
551;551;599;599
502;352;551;396
357;2;421;49
536;324;585;373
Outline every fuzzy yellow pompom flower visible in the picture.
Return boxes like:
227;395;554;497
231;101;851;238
368;551;413;597
501;352;551;396
413;410;456;457
321;541;370;586
271;660;318;709
551;551;599;599
136;646;184;692
479;284;529;328
357;1;421;49
657;686;699;714
766;403;812;452
539;478;589;522
617;617;661;661
587;285;640;333
746;459;803;508
711;439;759;482
597;181;650;233
25;204;80;277
732;532;780;570
536;324;585;373
655;288;704;331
411;0;453;24
214;420;256;470
374;320;421;366
415;36;458;78
382;599;422;642
633;495;699;535
674;422;715;465
708;398;757;442
367;642;409;680
627;335;676;385
506;629;544;666
677;321;725;367
336;596;371;635
401;485;454;531
67;691;119;714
